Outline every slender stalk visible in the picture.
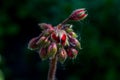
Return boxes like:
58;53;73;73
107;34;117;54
57;18;70;29
48;55;58;80
47;17;70;80
61;17;70;25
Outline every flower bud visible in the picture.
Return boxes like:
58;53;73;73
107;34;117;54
39;47;48;60
66;48;73;58
28;37;39;50
69;8;88;21
63;24;73;28
41;38;51;48
65;28;73;33
66;48;78;59
44;29;54;36
47;42;57;58
60;33;67;46
69;37;82;49
45;40;51;47
38;23;54;30
51;32;60;43
64;25;73;33
58;48;67;64
36;36;46;45
59;30;67;46
70;48;78;59
51;30;67;46
68;32;78;38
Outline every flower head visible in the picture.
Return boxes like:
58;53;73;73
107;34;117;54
28;8;87;63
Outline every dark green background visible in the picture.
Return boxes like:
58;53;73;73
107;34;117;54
0;0;120;80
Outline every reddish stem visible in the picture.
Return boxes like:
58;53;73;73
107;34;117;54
47;55;58;80
57;18;70;29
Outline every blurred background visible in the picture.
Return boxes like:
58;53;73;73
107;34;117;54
0;0;120;80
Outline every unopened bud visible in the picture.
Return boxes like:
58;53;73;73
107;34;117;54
60;33;67;46
44;29;54;36
39;47;48;60
65;27;73;33
67;48;78;59
57;30;67;46
47;42;57;58
45;40;51;47
38;23;54;30
69;8;88;21
51;32;60;43
66;48;73;58
58;48;67;64
68;32;78;38
69;37;82;49
70;48;78;59
51;30;67;46
28;37;39;50
36;36;46;45
41;38;51;47
63;24;73;28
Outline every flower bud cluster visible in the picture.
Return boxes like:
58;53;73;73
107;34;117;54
28;23;82;63
28;8;87;63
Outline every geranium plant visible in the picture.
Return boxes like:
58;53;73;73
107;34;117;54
28;8;87;80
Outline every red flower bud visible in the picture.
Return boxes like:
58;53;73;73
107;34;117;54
58;48;67;63
69;8;88;21
60;33;67;46
51;30;67;46
68;32;78;38
38;23;54;30
51;32;60;43
66;48;73;58
47;42;57;58
69;37;82;49
67;48;78;59
44;29;54;37
70;48;78;59
28;37;39;50
36;36;46;45
39;47;48;60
